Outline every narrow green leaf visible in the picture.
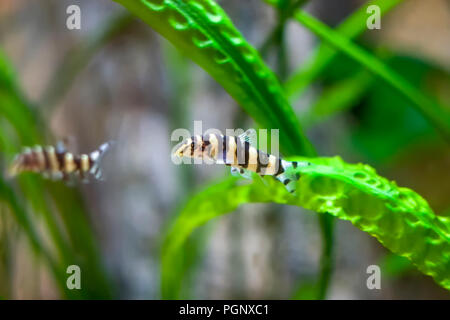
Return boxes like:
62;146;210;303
292;10;450;141
284;0;404;99
301;70;372;127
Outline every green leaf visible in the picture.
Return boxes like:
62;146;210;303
380;253;414;278
292;10;450;142
162;157;450;297
349;56;446;163
284;0;404;99
301;69;372;128
112;0;314;157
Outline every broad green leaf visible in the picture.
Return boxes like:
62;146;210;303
112;0;315;157
162;157;450;298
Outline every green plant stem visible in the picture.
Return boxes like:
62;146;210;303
261;0;335;300
259;0;306;61
317;213;334;299
293;10;450;142
265;0;335;300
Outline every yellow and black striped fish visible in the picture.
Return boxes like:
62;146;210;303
173;130;309;193
8;141;113;183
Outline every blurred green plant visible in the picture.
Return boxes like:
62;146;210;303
0;50;114;298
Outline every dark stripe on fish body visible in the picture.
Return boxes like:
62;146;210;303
23;153;32;167
74;156;81;170
256;150;262;173
201;135;210;151
42;148;51;170
234;137;242;166
258;152;270;171
241;141;250;168
56;152;65;171
190;137;195;157
275;158;284;176
283;179;291;185
292;161;298;169
222;135;228;164
234;136;238;164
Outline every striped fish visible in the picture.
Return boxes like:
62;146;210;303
8;141;113;183
173;130;310;193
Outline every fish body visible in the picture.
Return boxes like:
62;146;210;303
8;141;113;183
173;131;309;193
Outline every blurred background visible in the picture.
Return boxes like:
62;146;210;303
0;0;449;299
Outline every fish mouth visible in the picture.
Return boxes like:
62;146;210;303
173;142;190;158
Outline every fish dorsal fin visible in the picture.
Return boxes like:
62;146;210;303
238;129;257;147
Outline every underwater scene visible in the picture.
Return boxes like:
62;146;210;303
0;0;449;301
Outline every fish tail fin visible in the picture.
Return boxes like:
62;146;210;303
89;141;115;181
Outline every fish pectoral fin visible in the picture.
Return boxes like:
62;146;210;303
230;167;253;180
